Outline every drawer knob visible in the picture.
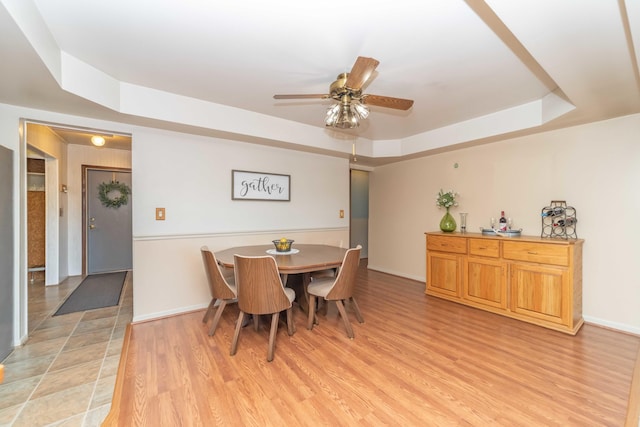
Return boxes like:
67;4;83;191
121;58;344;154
527;251;538;255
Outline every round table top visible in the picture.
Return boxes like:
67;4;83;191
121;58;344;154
215;244;347;274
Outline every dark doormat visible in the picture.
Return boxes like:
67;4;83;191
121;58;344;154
54;271;127;316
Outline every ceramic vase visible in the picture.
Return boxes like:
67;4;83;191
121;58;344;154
439;208;457;232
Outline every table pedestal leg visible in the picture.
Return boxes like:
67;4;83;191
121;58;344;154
286;273;312;314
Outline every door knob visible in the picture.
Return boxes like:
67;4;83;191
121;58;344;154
89;224;96;229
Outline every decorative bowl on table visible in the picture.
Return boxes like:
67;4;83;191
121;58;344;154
272;239;294;252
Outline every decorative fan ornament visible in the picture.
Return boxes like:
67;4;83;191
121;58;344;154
274;57;414;129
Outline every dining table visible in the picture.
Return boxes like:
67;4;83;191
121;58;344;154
215;244;347;313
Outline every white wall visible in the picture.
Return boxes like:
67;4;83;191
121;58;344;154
132;129;349;236
369;113;640;334
131;128;351;321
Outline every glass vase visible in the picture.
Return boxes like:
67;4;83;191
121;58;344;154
439;208;457;232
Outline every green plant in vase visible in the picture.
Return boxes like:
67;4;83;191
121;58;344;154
436;189;458;232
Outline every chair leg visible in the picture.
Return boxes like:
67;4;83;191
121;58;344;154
230;311;245;356
208;300;228;336
350;297;365;323
335;300;354;339
253;314;260;331
202;299;216;323
286;307;295;335
307;295;316;330
267;312;280;362
321;299;329;316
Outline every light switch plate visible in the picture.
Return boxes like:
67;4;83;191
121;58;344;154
156;207;165;220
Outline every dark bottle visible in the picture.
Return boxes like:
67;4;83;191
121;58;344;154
499;211;507;231
554;218;576;227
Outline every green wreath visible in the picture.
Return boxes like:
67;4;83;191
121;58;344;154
98;181;131;208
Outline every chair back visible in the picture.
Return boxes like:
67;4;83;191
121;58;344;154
326;245;361;301
233;255;292;315
201;246;236;300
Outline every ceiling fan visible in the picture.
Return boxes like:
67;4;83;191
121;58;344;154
274;56;414;129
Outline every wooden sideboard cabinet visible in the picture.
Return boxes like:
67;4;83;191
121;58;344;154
425;232;584;335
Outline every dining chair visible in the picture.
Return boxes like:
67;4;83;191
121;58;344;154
307;245;364;339
231;255;296;362
200;246;237;336
309;240;343;280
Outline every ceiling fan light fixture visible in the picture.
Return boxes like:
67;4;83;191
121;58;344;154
325;96;369;129
325;103;341;126
353;102;369;119
340;104;359;129
276;57;413;129
326;103;356;129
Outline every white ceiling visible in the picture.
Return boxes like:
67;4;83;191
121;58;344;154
1;0;639;165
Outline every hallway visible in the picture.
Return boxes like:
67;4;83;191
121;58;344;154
0;272;132;426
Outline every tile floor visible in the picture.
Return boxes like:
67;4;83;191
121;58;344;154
0;272;132;426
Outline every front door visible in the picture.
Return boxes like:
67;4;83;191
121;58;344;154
86;168;132;274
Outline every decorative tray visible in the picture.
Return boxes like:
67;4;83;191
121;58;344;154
480;228;522;237
266;248;300;255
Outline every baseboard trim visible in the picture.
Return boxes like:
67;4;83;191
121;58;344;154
583;316;640;336
366;264;424;283
132;303;208;324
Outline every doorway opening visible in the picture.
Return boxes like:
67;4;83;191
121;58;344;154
350;169;369;258
19;120;132;340
26;156;46;285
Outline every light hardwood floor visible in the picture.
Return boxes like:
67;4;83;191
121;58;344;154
104;261;640;426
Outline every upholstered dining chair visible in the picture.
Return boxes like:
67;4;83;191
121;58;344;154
309;240;343;280
200;246;237;336
307;245;364;339
231;255;296;362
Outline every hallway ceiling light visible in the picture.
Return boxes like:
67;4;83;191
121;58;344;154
91;136;106;147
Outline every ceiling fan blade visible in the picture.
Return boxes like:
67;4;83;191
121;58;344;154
273;94;328;99
345;57;380;91
362;94;414;110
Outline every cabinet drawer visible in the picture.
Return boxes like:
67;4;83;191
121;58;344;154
503;241;569;266
468;239;500;258
427;235;467;254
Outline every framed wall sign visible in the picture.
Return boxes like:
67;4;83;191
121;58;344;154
232;170;290;201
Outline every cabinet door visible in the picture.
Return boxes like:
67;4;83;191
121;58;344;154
464;257;507;309
426;252;461;298
510;263;569;326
